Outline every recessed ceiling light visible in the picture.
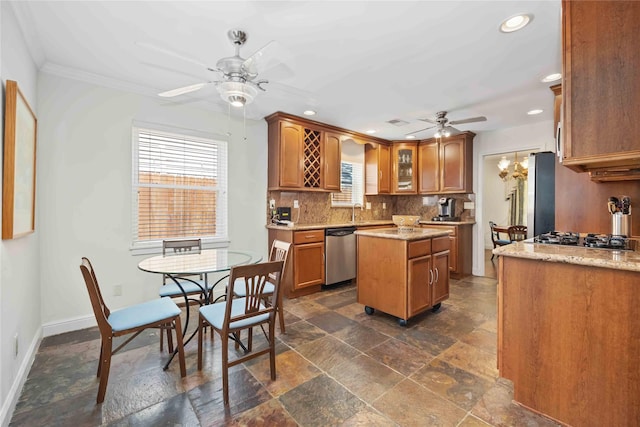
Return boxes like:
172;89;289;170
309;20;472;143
366;129;376;134
303;110;316;116
541;73;562;83
500;13;533;33
527;109;543;115
406;135;416;139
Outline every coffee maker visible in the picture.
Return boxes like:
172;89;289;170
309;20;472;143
433;197;458;221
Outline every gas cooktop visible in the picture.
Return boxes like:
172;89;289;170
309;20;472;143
532;231;636;251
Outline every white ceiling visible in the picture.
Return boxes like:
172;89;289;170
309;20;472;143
10;1;562;140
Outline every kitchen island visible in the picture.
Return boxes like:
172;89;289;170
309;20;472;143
355;227;452;326
494;241;640;426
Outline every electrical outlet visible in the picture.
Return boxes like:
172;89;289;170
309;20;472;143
269;199;275;209
464;202;475;210
382;202;386;210
114;285;122;296
14;333;19;358
293;200;299;209
366;202;372;210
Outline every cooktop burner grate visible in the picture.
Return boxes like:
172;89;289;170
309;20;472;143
533;231;634;251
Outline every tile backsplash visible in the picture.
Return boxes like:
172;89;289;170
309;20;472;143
267;191;474;224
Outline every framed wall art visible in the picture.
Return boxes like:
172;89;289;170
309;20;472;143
3;79;37;239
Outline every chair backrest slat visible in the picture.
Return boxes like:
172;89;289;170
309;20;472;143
508;225;528;241
80;257;112;334
163;238;202;256
225;261;284;327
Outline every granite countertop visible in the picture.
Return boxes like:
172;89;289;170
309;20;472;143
266;219;474;231
355;227;452;241
493;240;640;272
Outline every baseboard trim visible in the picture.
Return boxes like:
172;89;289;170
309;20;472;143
42;314;96;338
0;329;42;427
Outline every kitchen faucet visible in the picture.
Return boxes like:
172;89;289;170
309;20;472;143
352;203;363;223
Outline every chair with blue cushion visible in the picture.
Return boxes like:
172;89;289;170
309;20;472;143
197;260;285;405
233;239;291;333
80;257;186;403
490;221;511;259
158;238;213;351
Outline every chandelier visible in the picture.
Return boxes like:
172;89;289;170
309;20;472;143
497;152;529;181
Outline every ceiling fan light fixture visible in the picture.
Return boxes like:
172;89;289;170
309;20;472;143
541;73;561;83
500;13;533;33
217;81;258;107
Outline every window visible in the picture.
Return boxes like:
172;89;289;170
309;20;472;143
331;161;364;207
132;125;227;250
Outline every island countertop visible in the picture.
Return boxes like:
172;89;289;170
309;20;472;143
354;227;452;241
493;239;640;272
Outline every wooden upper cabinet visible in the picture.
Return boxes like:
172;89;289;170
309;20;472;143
267;113;341;191
391;142;418;194
418;140;439;193
277;122;304;188
365;143;391;195
323;132;342;191
561;0;640;173
418;132;474;194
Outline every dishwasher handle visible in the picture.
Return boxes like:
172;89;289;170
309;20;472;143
325;227;357;237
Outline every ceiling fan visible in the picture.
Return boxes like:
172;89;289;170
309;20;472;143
146;29;288;108
406;111;487;138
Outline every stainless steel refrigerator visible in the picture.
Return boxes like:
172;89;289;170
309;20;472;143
526;151;556;238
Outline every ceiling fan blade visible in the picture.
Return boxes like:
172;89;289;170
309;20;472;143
242;40;276;77
136;41;210;69
158;82;209;98
405;125;436;136
449;116;487;125
418;117;438;124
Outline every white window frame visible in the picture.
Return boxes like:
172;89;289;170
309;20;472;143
131;122;229;255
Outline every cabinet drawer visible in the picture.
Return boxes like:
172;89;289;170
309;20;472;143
432;236;451;253
408;239;431;258
293;230;324;244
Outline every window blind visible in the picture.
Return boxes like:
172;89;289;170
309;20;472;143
132;126;228;247
331;161;364;206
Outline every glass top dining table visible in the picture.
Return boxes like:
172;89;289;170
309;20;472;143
138;249;263;277
138;248;263;369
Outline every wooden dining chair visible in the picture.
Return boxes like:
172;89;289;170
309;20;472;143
80;257;186;403
197;260;285;405
233;240;291;333
508;225;528;242
490;221;511;259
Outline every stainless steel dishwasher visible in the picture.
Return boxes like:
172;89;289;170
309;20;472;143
325;226;357;286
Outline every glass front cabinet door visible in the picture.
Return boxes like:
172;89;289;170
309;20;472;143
392;142;417;194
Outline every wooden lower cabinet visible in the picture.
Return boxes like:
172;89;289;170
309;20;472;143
498;255;640;426
421;223;472;278
269;229;324;298
357;234;449;325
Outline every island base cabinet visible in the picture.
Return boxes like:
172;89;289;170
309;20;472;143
498;256;640;427
357;235;449;325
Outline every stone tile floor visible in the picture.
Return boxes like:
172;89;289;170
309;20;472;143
10;273;560;426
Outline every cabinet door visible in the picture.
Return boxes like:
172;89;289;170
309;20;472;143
418;140;439;194
448;236;458;274
562;0;640;170
408;254;432;317
324;132;341;191
440;137;466;193
365;144;391;195
293;242;325;289
392;143;417;194
432;251;450;305
279;122;304;188
379;144;391;193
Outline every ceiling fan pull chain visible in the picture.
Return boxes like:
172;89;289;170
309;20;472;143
243;105;247;141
